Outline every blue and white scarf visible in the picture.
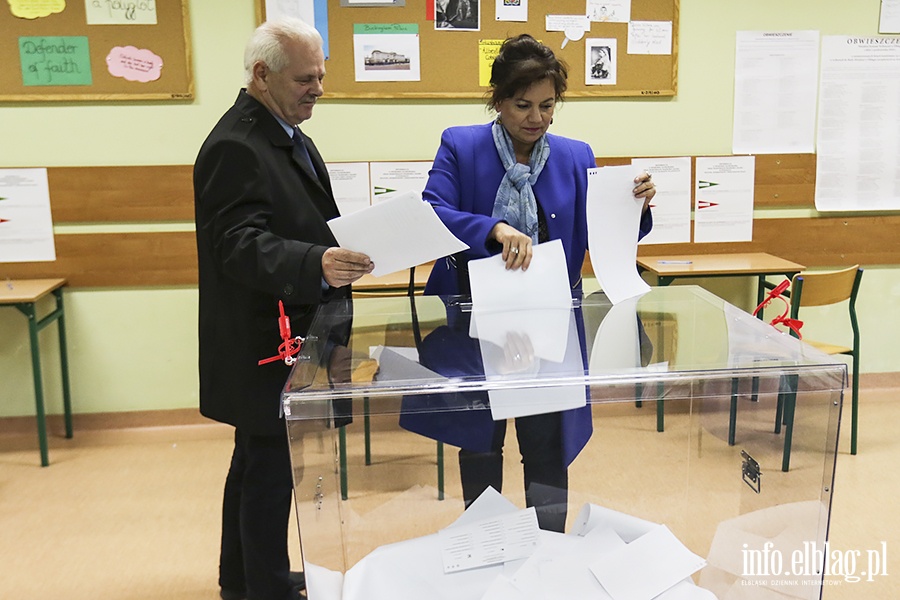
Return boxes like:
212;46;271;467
490;120;550;244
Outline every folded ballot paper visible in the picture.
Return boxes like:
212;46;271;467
327;190;468;277
304;488;714;600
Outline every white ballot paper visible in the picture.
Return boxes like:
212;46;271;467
467;240;587;420
587;166;651;304
467;238;572;312
467;239;573;362
327;190;468;277
479;308;586;420
328;490;715;600
439;507;540;573
590;524;707;600
571;502;659;542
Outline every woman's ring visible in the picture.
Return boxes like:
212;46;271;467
511;247;519;255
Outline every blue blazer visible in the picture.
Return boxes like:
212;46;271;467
414;124;651;465
423;122;651;295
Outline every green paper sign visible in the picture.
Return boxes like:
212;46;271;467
353;23;418;35
19;36;93;87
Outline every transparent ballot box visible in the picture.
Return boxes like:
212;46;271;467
282;286;845;600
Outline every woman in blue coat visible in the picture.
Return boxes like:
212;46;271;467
420;34;655;532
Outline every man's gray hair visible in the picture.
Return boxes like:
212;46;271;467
244;17;323;85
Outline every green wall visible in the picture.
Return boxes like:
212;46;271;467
1;0;897;417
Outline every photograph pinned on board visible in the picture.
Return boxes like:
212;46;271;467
436;0;481;31
353;24;421;82
586;38;617;85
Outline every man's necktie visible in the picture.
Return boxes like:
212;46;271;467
292;127;316;173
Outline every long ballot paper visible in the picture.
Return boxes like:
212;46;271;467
586;166;651;304
327;191;468;277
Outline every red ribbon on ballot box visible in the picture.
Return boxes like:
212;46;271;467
258;300;304;366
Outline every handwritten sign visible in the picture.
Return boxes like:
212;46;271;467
627;21;673;55
85;0;159;25
19;36;92;86
8;0;66;20
106;45;163;82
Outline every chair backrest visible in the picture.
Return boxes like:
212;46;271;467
790;265;862;308
789;265;863;341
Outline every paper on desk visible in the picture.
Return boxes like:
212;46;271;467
590;524;707;600
586;166;651;304
327;190;468;277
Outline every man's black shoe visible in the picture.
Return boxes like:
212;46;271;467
219;589;244;600
289;571;306;591
219;572;304;600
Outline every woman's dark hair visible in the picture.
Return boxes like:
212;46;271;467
487;34;569;110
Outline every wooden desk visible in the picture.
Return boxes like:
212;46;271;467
352;262;434;297
637;253;806;431
1;279;73;466
637;252;806;308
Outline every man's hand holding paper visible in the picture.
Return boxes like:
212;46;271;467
327;191;468;277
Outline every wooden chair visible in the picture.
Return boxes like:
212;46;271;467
777;265;864;470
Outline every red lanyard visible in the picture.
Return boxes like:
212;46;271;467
752;280;804;339
258;300;304;366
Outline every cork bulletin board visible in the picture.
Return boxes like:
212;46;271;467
258;0;678;99
1;0;193;102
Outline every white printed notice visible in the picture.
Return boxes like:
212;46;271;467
369;161;432;202
732;31;820;155
0;168;56;263
325;162;370;215
694;157;755;243
815;36;900;212
632;157;691;245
